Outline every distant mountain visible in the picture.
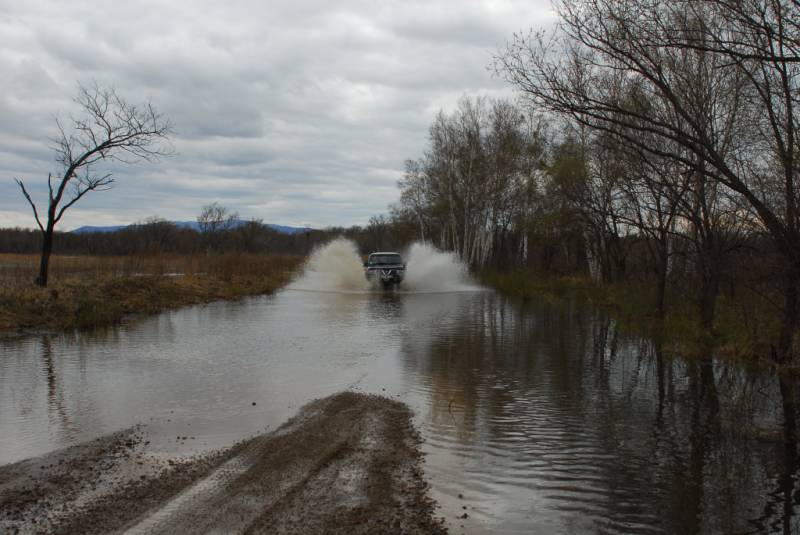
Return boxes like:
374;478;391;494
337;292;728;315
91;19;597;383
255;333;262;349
71;220;312;235
71;225;127;234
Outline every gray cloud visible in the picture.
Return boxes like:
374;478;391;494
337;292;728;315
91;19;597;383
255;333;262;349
0;0;554;230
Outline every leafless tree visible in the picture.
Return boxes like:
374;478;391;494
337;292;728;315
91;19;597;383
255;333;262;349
397;159;432;243
233;218;266;253
397;96;546;268
197;202;239;252
495;0;800;359
197;202;238;234
615;143;690;319
15;82;173;286
134;216;178;255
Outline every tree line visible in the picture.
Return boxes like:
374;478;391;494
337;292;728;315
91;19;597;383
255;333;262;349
385;0;800;364
0;216;318;257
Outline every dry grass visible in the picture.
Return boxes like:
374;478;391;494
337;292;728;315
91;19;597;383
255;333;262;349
0;253;303;333
0;253;301;287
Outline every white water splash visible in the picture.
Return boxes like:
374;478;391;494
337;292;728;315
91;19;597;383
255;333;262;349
288;238;481;293
401;242;477;292
288;239;369;292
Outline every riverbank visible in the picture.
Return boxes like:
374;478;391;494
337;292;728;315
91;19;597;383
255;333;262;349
0;253;302;335
0;392;446;534
482;270;782;363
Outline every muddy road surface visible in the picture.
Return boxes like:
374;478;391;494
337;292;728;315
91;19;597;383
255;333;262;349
0;392;446;534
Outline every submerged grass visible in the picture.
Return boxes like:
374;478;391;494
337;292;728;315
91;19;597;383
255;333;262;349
481;271;610;304
482;269;784;363
0;253;303;334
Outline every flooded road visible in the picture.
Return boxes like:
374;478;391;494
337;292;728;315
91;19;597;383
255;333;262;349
1;247;797;533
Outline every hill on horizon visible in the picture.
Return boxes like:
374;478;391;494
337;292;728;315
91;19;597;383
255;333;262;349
71;220;312;235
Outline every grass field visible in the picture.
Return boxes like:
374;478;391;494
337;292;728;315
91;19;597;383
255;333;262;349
0;253;303;333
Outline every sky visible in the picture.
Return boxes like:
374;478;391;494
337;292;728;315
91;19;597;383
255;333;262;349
0;0;555;230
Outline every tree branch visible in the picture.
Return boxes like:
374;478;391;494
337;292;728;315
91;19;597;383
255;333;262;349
14;179;45;232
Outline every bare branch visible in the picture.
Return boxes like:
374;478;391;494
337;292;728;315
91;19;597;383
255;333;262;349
14;179;45;232
55;172;114;224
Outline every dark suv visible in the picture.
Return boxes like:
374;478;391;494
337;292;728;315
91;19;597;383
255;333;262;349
364;252;405;287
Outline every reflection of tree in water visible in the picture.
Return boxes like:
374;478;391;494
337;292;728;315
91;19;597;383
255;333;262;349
751;370;800;533
40;335;76;441
399;293;800;532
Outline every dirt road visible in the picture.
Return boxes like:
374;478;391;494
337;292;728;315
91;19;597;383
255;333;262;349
0;392;447;534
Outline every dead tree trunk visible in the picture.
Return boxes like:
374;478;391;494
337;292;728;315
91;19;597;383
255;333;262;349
36;223;54;287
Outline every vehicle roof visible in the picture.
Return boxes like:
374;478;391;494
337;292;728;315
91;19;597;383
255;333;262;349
368;251;402;256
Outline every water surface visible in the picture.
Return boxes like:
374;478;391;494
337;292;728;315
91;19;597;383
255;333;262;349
1;289;795;533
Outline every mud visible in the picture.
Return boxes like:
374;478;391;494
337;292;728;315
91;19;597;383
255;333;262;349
0;392;447;534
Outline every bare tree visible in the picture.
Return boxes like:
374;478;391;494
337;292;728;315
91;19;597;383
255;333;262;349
234;218;266;253
397;96;546;268
495;0;800;358
197;202;239;252
197;202;238;234
15;82;173;286
135;216;178;255
397;159;432;242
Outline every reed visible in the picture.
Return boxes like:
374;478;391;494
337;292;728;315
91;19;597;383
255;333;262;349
0;253;303;333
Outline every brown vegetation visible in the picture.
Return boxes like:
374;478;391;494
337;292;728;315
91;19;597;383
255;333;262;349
0;253;302;334
483;268;787;364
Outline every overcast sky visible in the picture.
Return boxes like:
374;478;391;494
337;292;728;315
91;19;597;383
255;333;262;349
1;0;554;230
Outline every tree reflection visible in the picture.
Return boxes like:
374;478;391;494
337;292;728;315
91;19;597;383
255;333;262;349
398;292;800;532
40;335;75;440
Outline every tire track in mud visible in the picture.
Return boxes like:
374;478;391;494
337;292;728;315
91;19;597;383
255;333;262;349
1;392;447;535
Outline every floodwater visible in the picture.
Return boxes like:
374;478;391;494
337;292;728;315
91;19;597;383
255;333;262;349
1;241;797;533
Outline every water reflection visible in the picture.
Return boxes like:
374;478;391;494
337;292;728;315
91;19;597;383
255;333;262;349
0;290;798;533
395;295;798;533
40;335;74;440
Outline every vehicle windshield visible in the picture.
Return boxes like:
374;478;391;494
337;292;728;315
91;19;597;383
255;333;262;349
368;254;403;266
